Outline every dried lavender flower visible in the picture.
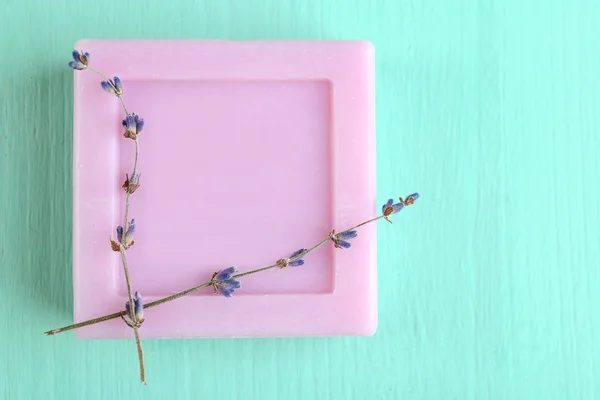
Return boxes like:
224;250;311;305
211;267;241;297
122;173;141;194
399;193;420;206
116;226;124;243
277;249;307;268
331;230;358;249
125;291;145;323
68;50;89;70
100;76;123;97
382;199;404;223
122;113;144;140
124;219;135;248
111;219;136;251
110;226;123;251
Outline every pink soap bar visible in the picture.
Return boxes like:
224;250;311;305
73;39;376;338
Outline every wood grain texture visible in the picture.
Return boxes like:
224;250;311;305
1;0;599;398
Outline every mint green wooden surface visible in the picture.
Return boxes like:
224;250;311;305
2;0;599;398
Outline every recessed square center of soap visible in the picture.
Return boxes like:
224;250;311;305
117;80;333;296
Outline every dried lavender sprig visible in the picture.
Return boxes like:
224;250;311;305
72;58;145;384
85;66;138;315
87;67;129;115
44;195;418;335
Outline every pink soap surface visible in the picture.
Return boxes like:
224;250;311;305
73;39;376;338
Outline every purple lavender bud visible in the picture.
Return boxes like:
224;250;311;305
135;116;144;134
288;249;307;267
337;230;358;240
124;219;135;247
382;199;404;217
125;291;144;321
215;266;236;282
68;50;89;70
400;192;420;206
332;230;358;249
212;267;241;297
216;279;241;297
100;78;123;96
113;76;123;93
122;113;144;139
100;80;116;95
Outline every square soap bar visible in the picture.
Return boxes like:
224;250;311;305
73;39;376;338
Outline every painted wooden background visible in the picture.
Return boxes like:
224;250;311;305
1;0;599;398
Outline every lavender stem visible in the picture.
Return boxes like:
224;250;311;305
45;212;388;335
133;327;146;385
